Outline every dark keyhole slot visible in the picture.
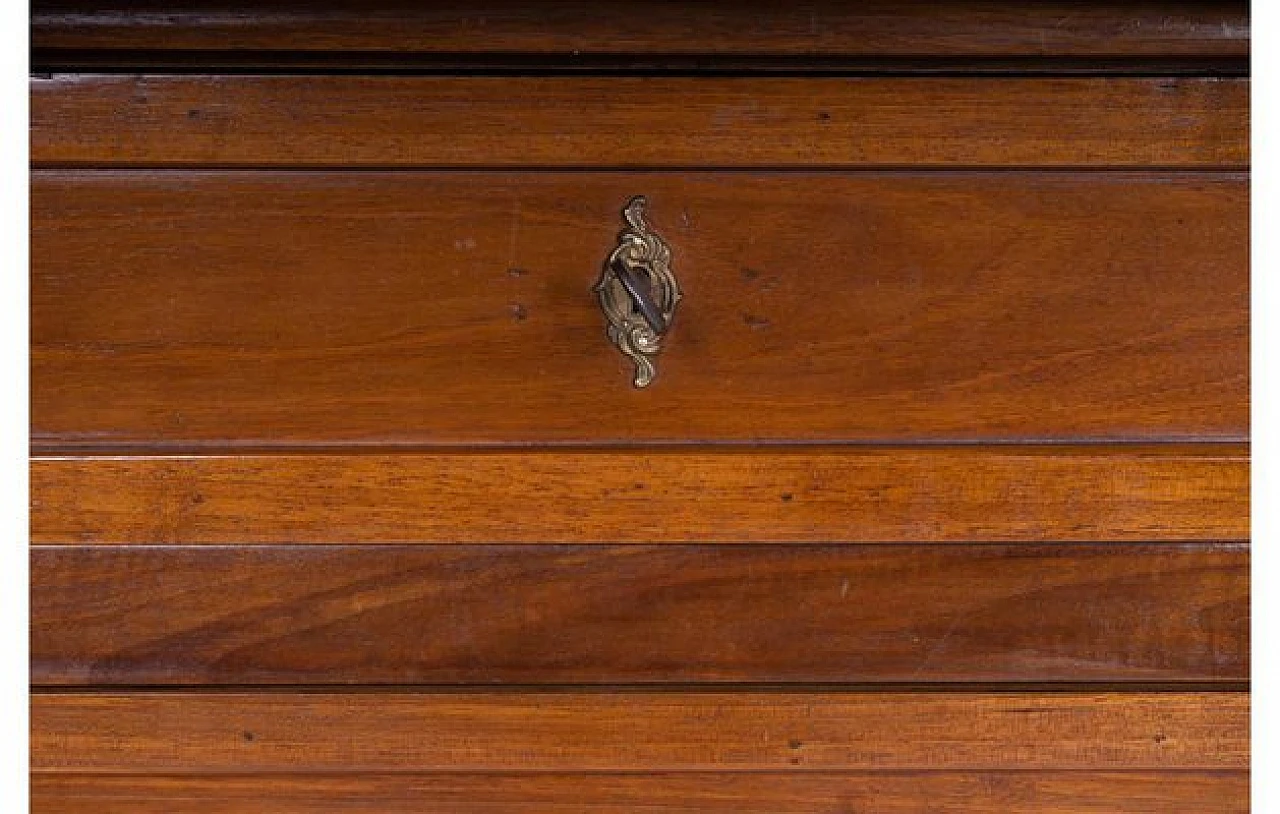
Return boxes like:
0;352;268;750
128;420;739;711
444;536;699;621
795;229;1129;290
612;259;667;334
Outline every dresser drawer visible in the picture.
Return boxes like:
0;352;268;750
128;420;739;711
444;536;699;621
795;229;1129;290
31;75;1247;168
31;543;1247;685
30;448;1249;544
32;170;1246;446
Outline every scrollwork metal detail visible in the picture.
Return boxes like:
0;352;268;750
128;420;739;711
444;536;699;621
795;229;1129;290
595;196;682;388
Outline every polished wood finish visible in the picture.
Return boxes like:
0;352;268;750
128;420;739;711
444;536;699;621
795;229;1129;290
30;1;1249;58
32;691;1248;771
31;543;1247;685
29;3;1251;809
31;447;1249;544
31;76;1249;168
29;772;1251;813
32;171;1248;446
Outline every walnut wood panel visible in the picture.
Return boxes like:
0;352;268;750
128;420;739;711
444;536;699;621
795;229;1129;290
30;76;1248;168
31;447;1249;544
31;691;1248;771
31;544;1248;685
30;1;1249;58
29;771;1251;814
31;172;1248;446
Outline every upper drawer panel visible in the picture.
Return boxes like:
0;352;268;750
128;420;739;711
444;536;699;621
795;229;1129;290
32;171;1246;447
32;76;1248;168
31;1;1248;59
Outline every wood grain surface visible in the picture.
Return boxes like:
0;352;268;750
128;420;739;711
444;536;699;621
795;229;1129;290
31;543;1248;685
29;1;1250;58
31;447;1249;544
31;691;1248;771
31;171;1248;447
27;1;1253;809
29;771;1251;813
31;76;1249;168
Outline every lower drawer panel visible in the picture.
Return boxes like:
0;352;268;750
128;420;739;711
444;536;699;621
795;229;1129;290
31;447;1249;544
30;771;1250;813
31;543;1248;685
32;691;1247;772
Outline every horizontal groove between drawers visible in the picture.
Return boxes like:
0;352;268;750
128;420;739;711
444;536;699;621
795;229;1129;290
28;54;1255;75
26;164;1257;172
29;438;1254;454
30;682;1253;694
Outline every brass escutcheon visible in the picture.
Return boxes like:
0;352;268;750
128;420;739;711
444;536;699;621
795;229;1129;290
594;196;682;388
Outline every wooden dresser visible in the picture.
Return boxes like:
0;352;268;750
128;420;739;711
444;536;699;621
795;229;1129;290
29;2;1250;811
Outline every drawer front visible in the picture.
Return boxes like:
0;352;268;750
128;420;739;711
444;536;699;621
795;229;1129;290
30;448;1249;544
31;76;1248;168
32;171;1247;446
30;771;1252;814
33;691;1248;772
31;543;1247;685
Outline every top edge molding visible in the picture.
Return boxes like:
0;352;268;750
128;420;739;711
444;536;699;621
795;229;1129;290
32;1;1250;67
